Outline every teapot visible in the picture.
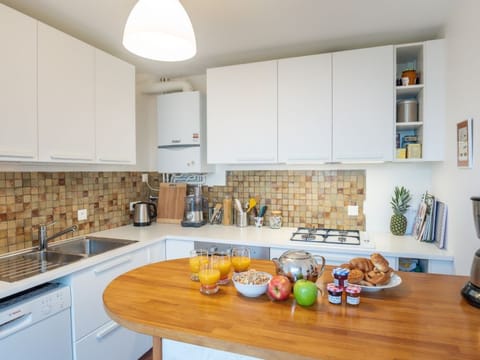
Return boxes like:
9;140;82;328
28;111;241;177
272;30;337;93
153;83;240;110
272;249;326;283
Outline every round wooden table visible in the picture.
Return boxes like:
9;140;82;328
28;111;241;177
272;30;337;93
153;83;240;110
103;258;479;360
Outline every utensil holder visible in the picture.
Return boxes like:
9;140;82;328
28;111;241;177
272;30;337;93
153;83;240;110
236;211;247;227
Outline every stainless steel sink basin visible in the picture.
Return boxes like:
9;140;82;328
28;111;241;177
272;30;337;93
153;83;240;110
0;250;84;282
49;237;137;257
0;237;137;282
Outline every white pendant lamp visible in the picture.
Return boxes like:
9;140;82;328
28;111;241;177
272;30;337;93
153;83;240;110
123;0;196;61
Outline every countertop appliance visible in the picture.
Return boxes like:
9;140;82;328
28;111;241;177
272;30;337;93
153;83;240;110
181;185;207;227
290;227;373;248
461;197;480;308
0;283;72;360
194;241;270;260
133;201;157;226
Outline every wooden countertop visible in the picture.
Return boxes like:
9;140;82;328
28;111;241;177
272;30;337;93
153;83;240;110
103;259;479;360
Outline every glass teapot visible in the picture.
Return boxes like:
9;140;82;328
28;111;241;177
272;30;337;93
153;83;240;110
272;249;326;283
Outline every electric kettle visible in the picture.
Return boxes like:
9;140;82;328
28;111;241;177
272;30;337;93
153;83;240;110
133;202;157;226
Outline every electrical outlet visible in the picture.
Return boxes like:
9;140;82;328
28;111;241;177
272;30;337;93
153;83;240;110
130;201;139;211
142;173;148;183
347;205;359;216
78;209;88;221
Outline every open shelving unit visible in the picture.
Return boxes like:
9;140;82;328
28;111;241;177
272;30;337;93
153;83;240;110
395;42;424;160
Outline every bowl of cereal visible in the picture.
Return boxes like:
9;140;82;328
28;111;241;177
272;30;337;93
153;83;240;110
232;270;272;298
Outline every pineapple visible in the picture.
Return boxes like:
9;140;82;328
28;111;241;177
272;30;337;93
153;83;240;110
390;186;412;235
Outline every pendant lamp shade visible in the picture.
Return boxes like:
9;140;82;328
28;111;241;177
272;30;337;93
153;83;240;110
123;0;196;61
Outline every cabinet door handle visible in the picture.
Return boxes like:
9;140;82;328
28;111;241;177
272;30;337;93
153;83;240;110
0;150;35;159
0;313;33;339
50;154;93;161
93;256;132;275
95;321;121;340
98;158;132;163
235;157;275;162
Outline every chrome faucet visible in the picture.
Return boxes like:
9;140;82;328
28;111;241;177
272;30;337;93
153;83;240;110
38;222;78;251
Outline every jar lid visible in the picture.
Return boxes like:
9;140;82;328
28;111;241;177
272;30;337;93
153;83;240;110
346;284;362;294
271;210;282;215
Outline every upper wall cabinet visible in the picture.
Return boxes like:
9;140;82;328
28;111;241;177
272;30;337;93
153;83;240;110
278;53;332;163
0;4;37;161
95;49;136;164
207;60;278;164
394;40;445;161
38;22;96;163
332;45;394;162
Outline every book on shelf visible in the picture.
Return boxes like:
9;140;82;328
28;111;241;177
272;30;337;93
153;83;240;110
413;191;447;246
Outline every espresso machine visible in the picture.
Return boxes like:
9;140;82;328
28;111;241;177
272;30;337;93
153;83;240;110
181;185;207;227
461;197;480;308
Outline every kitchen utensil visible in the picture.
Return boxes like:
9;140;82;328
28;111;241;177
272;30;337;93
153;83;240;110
232;271;272;298
133;202;157;226
234;198;243;213
259;205;267;218
461;197;480;308
157;183;187;224
236;211;247;227
210;203;222;224
181;189;207;227
272;249;326;284
246;198;257;213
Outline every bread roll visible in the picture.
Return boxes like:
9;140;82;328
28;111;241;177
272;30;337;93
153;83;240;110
347;269;364;284
370;253;390;272
349;257;374;272
366;269;391;285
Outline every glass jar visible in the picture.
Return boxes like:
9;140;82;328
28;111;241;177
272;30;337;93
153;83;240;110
346;284;361;306
327;283;343;305
269;210;282;229
332;268;350;290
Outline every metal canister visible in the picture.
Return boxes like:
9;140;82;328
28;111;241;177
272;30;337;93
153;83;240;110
397;99;418;123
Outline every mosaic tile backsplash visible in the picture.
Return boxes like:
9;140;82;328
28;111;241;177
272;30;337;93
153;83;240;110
0;172;158;255
0;169;365;255
207;170;365;229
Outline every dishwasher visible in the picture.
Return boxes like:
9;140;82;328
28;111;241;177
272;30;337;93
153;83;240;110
0;283;73;360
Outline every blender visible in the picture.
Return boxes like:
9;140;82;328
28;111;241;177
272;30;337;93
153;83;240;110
181;185;207;227
461;197;480;308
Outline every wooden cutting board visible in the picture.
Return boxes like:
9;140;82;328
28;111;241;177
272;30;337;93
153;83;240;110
157;183;187;224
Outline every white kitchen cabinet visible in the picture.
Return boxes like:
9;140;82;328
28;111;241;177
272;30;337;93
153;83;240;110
64;248;150;360
95;49;136;164
332;45;394;162
0;4;37;161
207;60;278;164
38;22;96;163
148;241;166;263
278;53;333;163
165;239;194;260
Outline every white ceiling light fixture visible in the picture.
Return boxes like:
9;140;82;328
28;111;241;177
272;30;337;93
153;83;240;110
123;0;196;62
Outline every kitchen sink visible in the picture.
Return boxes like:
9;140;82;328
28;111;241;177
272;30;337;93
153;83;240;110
49;237;137;257
0;237;137;283
0;250;84;283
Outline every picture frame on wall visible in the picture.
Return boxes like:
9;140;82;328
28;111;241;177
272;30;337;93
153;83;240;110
457;118;473;168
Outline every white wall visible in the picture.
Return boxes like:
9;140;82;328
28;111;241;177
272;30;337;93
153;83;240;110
432;0;480;275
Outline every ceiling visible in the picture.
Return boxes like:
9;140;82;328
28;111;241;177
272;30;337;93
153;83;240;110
1;0;453;78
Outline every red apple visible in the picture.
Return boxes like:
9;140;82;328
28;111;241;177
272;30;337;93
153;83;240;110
267;275;292;301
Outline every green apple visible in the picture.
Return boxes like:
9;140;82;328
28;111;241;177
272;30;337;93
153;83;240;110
293;279;318;306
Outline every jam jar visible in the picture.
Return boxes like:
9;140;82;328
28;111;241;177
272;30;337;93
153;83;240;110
269;210;282;229
327;283;343;305
346;284;361;306
332;268;350;289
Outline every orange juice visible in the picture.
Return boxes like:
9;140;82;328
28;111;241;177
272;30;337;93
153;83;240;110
215;259;232;278
198;268;220;285
232;256;251;272
189;256;208;273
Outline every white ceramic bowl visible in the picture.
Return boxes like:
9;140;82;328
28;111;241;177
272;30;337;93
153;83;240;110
232;271;272;298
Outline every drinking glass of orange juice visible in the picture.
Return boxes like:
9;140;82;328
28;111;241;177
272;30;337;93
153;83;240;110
189;249;208;281
213;250;232;285
231;247;251;273
198;257;220;294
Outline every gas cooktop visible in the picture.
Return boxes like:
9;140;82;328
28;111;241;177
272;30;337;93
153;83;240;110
290;227;365;246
